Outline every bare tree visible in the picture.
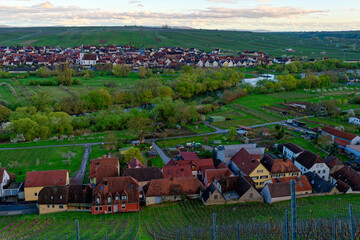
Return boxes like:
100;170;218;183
62;151;76;167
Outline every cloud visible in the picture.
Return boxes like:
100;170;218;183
129;0;141;3
40;1;54;9
137;4;144;8
206;0;238;3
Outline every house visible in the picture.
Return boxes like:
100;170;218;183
294;151;330;181
0;168;10;197
330;166;360;192
282;143;304;161
92;177;140;214
38;185;92;215
261;176;312;203
216;144;264;165
24;170;69;202
123;167;163;187
261;155;301;179
80;53;97;66
203;168;233;187
176;158;215;178
145;177;203;206
322;126;360;147
335;179;354;194
127;157;146;169
202;176;262;205
89;157;120;184
230;148;270;188
324;156;344;174
304;172;339;195
162;165;193;179
179;152;200;161
261;129;270;136
349;117;360;125
345;145;360;158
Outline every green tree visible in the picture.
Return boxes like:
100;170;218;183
113;64;130;77
124;147;144;164
30;90;53;112
11;118;39;140
0;105;11;122
228;127;237;141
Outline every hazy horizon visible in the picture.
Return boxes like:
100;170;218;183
0;0;358;31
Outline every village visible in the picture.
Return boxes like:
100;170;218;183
0;121;359;216
0;44;285;70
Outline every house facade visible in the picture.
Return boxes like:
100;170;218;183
0;168;10;197
92;177;140;214
322;126;360;147
294;151;330;181
261;155;301;179
282;143;304;161
349;117;360;125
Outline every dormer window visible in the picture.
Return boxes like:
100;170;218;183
51;196;53;200
60;196;62;200
104;180;108;186
115;196;119;201
107;196;112;204
121;195;127;200
95;197;100;205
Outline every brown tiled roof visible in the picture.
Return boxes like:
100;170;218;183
82;54;97;60
176;158;215;171
123;167;163;182
180;152;200;161
231;148;259;175
128;157;146;169
324;156;344;169
331;166;360;191
25;170;68;188
204;169;232;185
38;186;68;204
0;168;6;183
89;157;119;179
271;175;312;192
216;162;227;169
95;165;119;183
165;159;177;166
267;182;291;198
68;185;92;204
335;179;351;193
261;155;299;174
322;126;357;141
93;177;139;205
146;177;203;197
295;151;324;169
162;165;193;178
218;176;252;197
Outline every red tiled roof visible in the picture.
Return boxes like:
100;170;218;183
162;165;193;178
216;162;227;169
204;168;232;186
180;152;200;161
95;165;119;183
25;170;69;188
146;177;203;197
176;158;215;171
322;126;357;141
271;175;312;192
324;156;343;169
231;148;260;175
128;157;145;169
89;157;119;179
261;155;299;174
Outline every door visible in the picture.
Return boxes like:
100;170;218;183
114;205;118;213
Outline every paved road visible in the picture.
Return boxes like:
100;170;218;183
0;203;38;216
152;141;171;164
70;144;92;185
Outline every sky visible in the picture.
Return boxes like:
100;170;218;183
0;0;359;31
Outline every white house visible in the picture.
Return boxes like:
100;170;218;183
349;117;360;125
282;143;304;161
294;151;330;181
80;53;97;66
0;168;10;197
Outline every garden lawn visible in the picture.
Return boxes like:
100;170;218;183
0;145;85;182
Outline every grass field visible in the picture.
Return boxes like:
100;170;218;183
0;27;359;59
0;146;85;181
0;194;359;239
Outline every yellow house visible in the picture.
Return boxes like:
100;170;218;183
230;148;270;188
261;155;301;179
24;170;69;202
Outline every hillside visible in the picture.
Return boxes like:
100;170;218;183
0;26;359;59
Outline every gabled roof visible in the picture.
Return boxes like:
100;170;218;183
304;172;335;193
180;152;200;161
204;168;232;185
89;157;119;179
335;179;351;193
322;126;357;141
146;177;203;197
165;159;176;166
25;170;68;188
95;165;119;183
267;182;291;198
123;167;163;182
283;143;304;154
0;168;7;183
162;165;193;178
271;175;312;192
127;157;146;169
176;158;215;171
67;185;93;204
82;54;97;60
202;183;217;202
231;148;260;175
295;151;324;169
38;186;68;204
261;155;300;174
218;176;253;197
331;166;360;191
93;177;139;205
324;156;344;169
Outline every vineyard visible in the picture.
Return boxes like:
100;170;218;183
0;146;85;181
0;194;359;239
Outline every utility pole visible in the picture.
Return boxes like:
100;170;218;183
212;213;217;240
290;180;297;240
75;219;79;240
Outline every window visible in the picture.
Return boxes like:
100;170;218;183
121;205;126;209
317;171;321;174
104;180;108;186
50;196;53;200
99;207;103;211
322;170;326;173
52;205;55;208
107;197;112;204
252;176;259;180
59;205;64;209
60;196;62;200
260;175;268;179
121;195;128;200
249;193;253;199
96;197;100;205
107;206;112;212
100;186;104;191
214;195;218;200
95;207;98;212
47;205;50;208
115;196;119;201
257;170;263;173
34;193;38;196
